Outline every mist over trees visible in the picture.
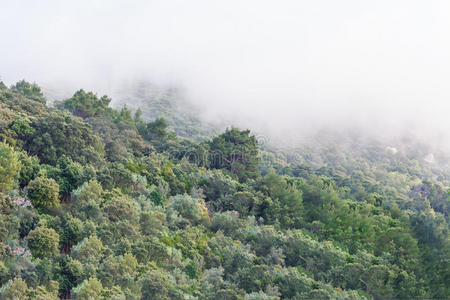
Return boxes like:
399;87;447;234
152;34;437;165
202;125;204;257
0;80;448;299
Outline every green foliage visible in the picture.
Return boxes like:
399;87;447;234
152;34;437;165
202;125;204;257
140;117;168;141
27;226;60;258
26;177;60;213
140;269;181;300
11;113;34;139
0;277;28;299
28;281;59;300
259;172;303;227
87;116;149;162
167;194;209;227
11;80;45;104
139;211;166;236
52;156;85;195
55;256;83;296
71;277;104;300
209;127;260;182
0;81;448;299
114;82;219;140
60;215;83;252
276;267;315;298
0;142;21;192
71;236;104;263
59;89;111;119
72;180;103;219
102;197;137;223
138;117;177;151
17;151;40;188
22;111;104;165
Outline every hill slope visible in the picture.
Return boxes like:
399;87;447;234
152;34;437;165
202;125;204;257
0;80;448;299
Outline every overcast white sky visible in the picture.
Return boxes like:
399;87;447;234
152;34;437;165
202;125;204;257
1;0;450;146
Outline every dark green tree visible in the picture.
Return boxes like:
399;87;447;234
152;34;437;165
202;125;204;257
23;111;105;165
11;80;46;104
59;89;111;118
0;142;21;192
27;226;60;258
140;269;182;300
138;117;176;150
55;256;83;297
209;128;260;182
26;177;60;213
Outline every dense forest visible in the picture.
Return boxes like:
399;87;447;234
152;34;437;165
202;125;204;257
0;80;448;299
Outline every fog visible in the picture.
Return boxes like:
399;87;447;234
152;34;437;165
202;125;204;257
1;0;450;149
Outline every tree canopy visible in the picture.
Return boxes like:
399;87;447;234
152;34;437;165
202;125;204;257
0;81;448;299
209;127;260;182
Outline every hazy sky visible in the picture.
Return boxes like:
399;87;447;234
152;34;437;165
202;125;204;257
1;0;450;146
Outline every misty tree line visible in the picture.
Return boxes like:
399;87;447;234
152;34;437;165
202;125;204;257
0;80;448;299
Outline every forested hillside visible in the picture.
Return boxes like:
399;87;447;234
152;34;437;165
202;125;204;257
112;82;220;141
0;80;448;299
